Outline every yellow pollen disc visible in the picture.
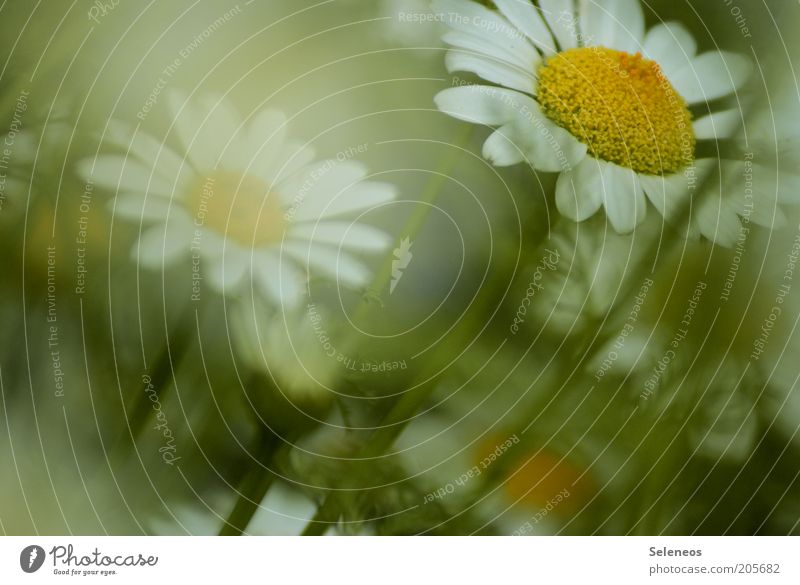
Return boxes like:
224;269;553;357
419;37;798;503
537;47;695;175
187;170;285;246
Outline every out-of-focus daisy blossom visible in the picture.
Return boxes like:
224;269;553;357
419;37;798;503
433;0;752;238
78;92;396;307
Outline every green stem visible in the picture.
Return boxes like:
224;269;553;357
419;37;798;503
303;126;476;535
219;426;280;536
352;124;475;321
301;380;438;535
110;303;196;457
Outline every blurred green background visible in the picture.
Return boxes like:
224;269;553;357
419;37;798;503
1;0;800;535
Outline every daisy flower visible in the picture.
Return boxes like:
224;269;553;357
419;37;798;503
78;92;396;308
433;0;751;236
231;293;339;406
530;216;653;334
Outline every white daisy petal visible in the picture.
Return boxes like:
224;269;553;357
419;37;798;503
435;85;524;126
247;109;287;157
579;0;644;53
196;229;227;260
442;30;538;71
289;221;392;252
204;246;249;292
640;158;715;224
693;109;742;140
600;161;646;233
283;241;372;287
480;124;529;166
748;199;787;229
640;171;692;221
669;51;752;104
294;182;397;221
282;159;382;221
484;115;587;170
435;85;587;171
113;193;173;222
642;22;697;80
433;0;541;66
105;121;191;188
493;0;557;56
257;141;317;185
695;194;741;247
245;110;314;184
539;0;579;50
555;156;604;221
197;95;245;168
253;250;305;308
168;91;240;170
284;159;368;198
134;216;193;268
488;109;587;171
78;155;175;196
445;51;537;94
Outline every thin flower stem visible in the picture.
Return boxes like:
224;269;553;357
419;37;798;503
302;125;476;535
218;425;280;536
301;380;437;535
110;304;196;457
354;124;476;315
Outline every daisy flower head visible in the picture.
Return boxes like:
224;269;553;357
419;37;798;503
78;91;396;308
433;0;751;235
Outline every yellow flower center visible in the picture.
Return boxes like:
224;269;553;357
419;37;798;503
186;170;285;246
537;47;695;175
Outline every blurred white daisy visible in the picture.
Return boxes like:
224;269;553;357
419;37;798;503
433;0;751;237
231;292;339;407
692;105;800;246
78;92;396;307
533;216;653;335
150;481;317;535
